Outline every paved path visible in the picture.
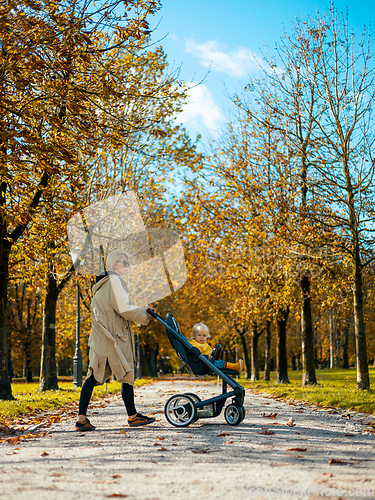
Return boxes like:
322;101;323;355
1;379;375;500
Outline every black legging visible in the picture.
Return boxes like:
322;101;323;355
78;375;137;417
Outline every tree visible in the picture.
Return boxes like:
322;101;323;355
0;0;163;399
176;148;299;383
295;8;375;388
231;6;375;389
263;319;272;381
250;321;262;381
276;307;289;384
232;21;326;386
8;283;41;382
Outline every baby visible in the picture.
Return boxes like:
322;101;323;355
190;323;243;372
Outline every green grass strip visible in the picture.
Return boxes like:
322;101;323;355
240;367;375;414
0;378;153;423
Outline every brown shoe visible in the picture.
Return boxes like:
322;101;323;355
76;418;95;431
128;413;155;427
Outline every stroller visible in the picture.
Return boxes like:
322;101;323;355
147;309;246;427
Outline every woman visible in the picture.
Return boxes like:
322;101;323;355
76;249;156;431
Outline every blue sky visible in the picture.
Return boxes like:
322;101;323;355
151;0;375;143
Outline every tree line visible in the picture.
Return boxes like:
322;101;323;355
0;0;198;399
173;6;375;390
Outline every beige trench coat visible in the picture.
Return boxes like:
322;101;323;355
87;274;149;386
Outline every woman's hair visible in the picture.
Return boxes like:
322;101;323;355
192;323;211;338
106;249;128;272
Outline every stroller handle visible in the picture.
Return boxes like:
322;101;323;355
146;307;160;320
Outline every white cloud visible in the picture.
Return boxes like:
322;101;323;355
180;84;222;132
186;39;261;77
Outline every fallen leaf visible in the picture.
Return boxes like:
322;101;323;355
217;432;229;437
157;437;165;440
106;495;128;498
328;458;354;465
191;448;210;454
286;418;296;427
225;441;234;444
41;451;49;457
259;430;275;435
286;448;306;452
157;447;166;451
323;473;333;478
262;412;278;419
0;425;15;434
112;475;121;478
120;430;125;434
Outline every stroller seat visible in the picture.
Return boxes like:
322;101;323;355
165;313;238;377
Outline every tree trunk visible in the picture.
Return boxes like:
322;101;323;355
343;319;350;369
291;354;296;370
301;274;317;385
353;262;369;389
237;327;250;380
263;319;271;381
297;352;301;370
0;237;13;400
143;343;158;377
24;336;34;383
276;308;289;384
250;321;260;381
24;297;36;383
329;309;340;368
39;269;59;391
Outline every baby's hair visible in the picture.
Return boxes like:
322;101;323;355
192;323;211;338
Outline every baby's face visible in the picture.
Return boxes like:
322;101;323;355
194;331;208;344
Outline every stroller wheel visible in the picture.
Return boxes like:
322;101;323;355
224;404;243;426
183;394;201;422
239;406;246;423
183;392;201;402
165;394;197;427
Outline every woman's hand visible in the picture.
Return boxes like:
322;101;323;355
146;306;156;316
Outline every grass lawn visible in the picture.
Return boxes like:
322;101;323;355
0;378;153;425
240;367;375;415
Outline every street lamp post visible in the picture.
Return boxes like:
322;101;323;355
73;283;83;387
136;329;142;379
